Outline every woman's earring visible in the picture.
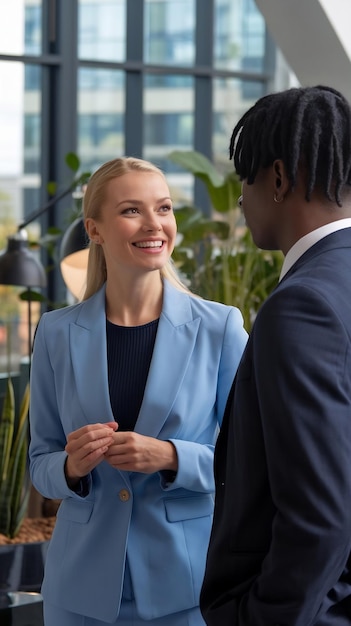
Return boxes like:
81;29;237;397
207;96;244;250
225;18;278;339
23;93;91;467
237;195;243;209
273;193;284;203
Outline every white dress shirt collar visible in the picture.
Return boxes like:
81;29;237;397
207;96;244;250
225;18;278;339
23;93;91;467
279;218;351;281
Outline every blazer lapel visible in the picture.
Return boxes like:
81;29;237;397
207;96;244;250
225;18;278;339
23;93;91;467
135;281;200;438
69;285;115;426
69;286;131;488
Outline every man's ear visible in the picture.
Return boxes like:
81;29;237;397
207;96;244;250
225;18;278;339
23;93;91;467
272;159;290;201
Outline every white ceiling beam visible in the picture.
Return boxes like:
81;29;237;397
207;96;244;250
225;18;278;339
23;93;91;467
255;0;351;102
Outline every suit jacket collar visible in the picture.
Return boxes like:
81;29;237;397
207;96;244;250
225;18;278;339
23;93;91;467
281;227;351;282
69;280;200;438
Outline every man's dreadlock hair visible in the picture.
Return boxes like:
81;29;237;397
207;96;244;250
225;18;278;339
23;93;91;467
229;85;351;206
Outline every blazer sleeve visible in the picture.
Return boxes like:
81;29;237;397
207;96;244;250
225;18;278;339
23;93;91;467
216;306;248;421
29;313;90;501
162;306;247;493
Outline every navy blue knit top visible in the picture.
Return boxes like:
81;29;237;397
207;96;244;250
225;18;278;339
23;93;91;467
106;318;159;431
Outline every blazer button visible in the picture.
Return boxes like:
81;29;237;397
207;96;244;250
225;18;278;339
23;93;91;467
119;489;130;502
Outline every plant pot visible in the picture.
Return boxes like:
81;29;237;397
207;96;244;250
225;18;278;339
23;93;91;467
0;541;48;625
0;590;44;625
0;540;49;593
0;516;55;625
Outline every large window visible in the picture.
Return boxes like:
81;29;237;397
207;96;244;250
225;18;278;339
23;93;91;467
0;0;291;370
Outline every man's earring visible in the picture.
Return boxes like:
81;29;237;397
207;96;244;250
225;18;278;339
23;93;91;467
237;195;243;209
273;193;284;203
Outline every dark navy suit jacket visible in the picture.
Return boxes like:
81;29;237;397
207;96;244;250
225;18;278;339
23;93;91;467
201;228;351;625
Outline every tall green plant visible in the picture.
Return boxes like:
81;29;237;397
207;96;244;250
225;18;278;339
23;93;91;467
168;150;283;330
0;379;30;538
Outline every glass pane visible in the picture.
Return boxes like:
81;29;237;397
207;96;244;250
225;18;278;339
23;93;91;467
0;62;41;233
213;77;265;170
144;0;195;66
77;68;125;173
78;0;126;62
0;0;42;56
214;0;266;73
0;61;42;373
143;74;194;200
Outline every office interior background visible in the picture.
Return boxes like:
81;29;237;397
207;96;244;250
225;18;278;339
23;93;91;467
0;0;298;371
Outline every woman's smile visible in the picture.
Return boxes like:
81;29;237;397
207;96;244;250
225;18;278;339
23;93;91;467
133;239;165;250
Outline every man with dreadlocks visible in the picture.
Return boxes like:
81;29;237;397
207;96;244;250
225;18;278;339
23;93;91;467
200;85;351;625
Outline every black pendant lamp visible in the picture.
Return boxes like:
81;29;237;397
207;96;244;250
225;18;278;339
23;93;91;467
0;230;47;289
0;230;47;365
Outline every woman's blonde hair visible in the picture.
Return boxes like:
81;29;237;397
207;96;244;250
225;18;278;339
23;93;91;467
82;156;191;300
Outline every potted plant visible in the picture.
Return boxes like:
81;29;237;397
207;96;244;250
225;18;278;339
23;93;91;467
168;150;283;330
0;374;51;623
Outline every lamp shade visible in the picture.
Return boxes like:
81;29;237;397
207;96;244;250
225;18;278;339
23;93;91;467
0;232;47;288
60;217;89;301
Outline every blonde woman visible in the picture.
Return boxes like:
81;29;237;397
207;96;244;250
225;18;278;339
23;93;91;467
29;157;247;626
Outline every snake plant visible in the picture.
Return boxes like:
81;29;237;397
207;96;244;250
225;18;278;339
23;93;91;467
0;378;31;538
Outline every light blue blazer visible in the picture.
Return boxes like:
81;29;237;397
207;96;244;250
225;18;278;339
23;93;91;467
29;279;247;623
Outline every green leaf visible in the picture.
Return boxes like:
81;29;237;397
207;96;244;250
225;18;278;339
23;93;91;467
7;384;30;538
169;150;241;213
0;378;15;484
0;378;17;536
46;181;57;196
46;226;63;236
65;152;80;172
19;289;46;302
169;150;224;186
0;383;30;538
76;171;91;186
